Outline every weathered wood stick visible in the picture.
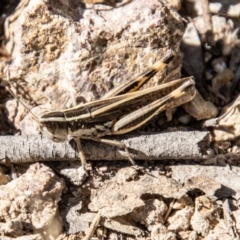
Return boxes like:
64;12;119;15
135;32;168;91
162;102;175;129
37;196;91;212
0;131;211;163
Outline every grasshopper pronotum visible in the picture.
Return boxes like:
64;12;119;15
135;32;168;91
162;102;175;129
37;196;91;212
7;50;196;165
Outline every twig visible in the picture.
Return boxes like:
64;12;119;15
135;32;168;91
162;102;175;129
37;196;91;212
201;0;214;46
0;131;210;163
83;211;101;240
164;198;176;221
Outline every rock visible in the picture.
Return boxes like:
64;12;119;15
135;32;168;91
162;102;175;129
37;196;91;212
170;164;240;199
185;175;221;197
209;1;240;18
167;206;194;231
4;0;186;131
0;234;43;240
0;167;10;185
151;224;177;240
131;199;168;229
0;163;65;239
183;91;218;120
190;196;217;237
207;95;240;141
60;165;88;186
89;167;187;218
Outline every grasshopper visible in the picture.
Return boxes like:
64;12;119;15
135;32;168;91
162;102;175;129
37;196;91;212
7;50;196;165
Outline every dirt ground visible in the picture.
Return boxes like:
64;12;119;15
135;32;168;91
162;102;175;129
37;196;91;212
0;0;240;239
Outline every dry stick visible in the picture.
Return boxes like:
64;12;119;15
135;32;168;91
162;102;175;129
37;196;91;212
222;199;237;238
201;0;214;46
0;131;210;163
164;199;176;222
83;211;101;240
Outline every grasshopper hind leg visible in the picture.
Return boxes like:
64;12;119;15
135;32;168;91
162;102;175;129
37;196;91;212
87;137;136;165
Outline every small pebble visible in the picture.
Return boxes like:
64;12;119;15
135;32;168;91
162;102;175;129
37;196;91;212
211;57;227;73
178;114;191;124
206;148;215;157
212;68;234;90
205;70;214;81
204;52;212;63
232;145;240;154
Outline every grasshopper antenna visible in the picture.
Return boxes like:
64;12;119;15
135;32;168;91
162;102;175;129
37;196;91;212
5;70;40;124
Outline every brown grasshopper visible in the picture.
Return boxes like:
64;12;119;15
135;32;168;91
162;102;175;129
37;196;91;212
38;50;196;165
7;50;196;165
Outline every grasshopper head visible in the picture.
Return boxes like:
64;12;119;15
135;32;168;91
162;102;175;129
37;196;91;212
39;111;69;142
40;121;68;142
